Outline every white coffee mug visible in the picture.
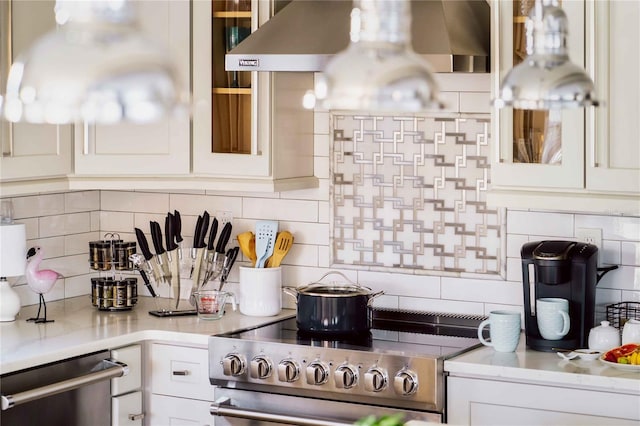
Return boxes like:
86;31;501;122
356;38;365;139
536;298;570;340
478;310;522;352
238;266;282;316
622;319;640;345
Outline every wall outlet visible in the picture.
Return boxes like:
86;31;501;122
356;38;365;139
576;227;602;249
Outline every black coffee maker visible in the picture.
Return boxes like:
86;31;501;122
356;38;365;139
521;240;599;352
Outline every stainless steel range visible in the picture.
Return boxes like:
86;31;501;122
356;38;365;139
208;309;486;425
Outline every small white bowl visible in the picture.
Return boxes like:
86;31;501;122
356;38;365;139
575;349;602;361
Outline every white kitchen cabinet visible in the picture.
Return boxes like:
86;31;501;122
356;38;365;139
146;343;215;424
191;0;317;192
111;344;144;426
70;0;190;180
148;394;213;426
447;376;640;425
0;0;72;196
488;0;640;215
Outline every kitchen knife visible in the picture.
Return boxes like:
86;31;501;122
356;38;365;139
129;253;157;298
165;213;181;309
150;221;171;285
189;215;203;279
190;211;210;304
218;246;239;291
202;217;219;285
135;227;163;286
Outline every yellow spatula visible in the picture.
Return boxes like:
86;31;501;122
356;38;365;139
266;231;293;268
237;231;257;266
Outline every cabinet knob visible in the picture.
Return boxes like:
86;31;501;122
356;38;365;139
172;370;190;376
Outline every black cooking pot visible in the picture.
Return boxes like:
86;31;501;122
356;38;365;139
283;272;383;335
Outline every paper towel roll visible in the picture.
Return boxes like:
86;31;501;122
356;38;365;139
0;223;27;277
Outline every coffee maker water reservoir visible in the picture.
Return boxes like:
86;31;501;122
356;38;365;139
521;241;598;351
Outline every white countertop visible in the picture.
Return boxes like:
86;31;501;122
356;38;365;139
0;296;295;375
445;334;640;394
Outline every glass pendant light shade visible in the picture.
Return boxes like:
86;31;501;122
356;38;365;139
2;0;182;125
313;0;443;112
494;0;598;110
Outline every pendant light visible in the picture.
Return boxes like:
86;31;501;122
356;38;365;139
310;0;443;112
494;0;598;110
2;0;183;125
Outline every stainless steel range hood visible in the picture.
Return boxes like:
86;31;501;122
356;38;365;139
225;0;490;73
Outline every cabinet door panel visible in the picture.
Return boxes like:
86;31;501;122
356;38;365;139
586;0;640;193
112;391;143;426
73;0;190;176
490;0;584;190
0;0;72;182
148;394;212;426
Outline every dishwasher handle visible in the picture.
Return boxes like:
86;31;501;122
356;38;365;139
210;397;353;426
1;359;128;410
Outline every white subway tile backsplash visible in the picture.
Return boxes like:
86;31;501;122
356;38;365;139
621;241;640;266
507;210;574;237
437;73;491;92
438;92;459;112
65;232;100;256
575;214;640;241
65;191;100;213
460;92;491;113
287;244;319;267
242;198;318;222
358;271;440;298
40;212;91;238
170;193;242;217
11;193;65;219
597;265;640;291
506;257;523;283
314;156;330;180
65;275;92;299
28;236;65;258
101;191;169;213
314;111;330;135
601;240;621;265
100;211;135;234
90;211;101;232
314;134;330;157
506;234;529;258
441;277;522;305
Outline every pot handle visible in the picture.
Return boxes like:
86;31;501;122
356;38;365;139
367;291;384;307
282;286;299;303
314;271;358;286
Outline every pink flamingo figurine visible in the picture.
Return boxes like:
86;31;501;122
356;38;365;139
25;246;63;323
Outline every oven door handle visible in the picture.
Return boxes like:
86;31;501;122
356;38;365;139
210;397;353;426
1;359;128;410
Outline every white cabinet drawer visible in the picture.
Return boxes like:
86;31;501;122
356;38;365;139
112;391;143;426
147;394;213;426
149;343;215;401
111;344;142;396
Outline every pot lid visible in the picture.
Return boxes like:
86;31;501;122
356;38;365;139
298;283;372;297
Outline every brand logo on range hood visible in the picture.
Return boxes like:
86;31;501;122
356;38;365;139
239;59;259;67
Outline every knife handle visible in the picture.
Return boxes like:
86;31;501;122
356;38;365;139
207;218;219;251
174;210;183;243
135;228;154;261
139;270;157;297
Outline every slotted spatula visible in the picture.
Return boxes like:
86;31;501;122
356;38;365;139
254;220;278;268
266;231;293;268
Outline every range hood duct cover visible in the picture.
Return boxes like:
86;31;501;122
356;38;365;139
225;0;490;73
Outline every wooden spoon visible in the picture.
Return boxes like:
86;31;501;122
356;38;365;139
236;231;256;266
266;231;293;268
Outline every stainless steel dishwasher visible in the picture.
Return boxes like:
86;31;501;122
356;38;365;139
0;350;128;426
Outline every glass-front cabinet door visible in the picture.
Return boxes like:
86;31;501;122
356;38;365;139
491;0;585;190
192;0;315;189
0;0;72;188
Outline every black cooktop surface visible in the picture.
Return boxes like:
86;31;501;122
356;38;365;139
219;309;487;359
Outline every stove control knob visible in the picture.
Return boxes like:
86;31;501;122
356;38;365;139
334;364;358;389
364;367;388;392
277;359;300;383
393;369;418;396
222;354;246;376
250;355;273;379
306;361;329;385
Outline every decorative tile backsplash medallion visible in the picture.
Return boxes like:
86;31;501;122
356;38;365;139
331;114;505;277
